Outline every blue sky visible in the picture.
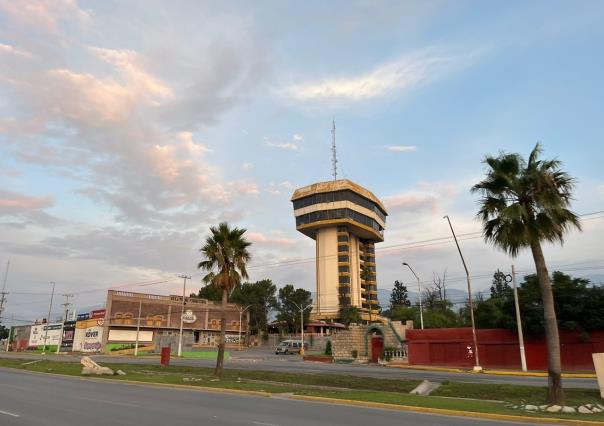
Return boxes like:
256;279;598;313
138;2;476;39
0;1;603;323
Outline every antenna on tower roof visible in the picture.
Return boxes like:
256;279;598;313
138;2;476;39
331;118;337;181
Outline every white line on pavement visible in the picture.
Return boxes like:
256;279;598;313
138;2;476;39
0;409;20;417
252;421;280;426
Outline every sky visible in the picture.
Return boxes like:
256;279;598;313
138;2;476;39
1;0;603;324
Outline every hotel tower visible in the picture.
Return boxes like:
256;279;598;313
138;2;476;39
291;179;387;322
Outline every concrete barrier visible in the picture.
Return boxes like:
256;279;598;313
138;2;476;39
593;353;604;399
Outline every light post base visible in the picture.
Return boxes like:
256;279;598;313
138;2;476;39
472;365;483;373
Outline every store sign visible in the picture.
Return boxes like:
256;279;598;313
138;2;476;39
77;313;90;321
181;310;197;324
28;323;62;347
61;321;76;350
91;309;106;319
82;325;104;353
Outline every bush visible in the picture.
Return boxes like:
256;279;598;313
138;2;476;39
351;349;358;358
324;340;332;355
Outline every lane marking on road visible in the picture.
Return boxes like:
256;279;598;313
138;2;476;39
0;409;20;417
252;422;280;426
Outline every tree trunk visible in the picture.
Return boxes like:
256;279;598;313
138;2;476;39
214;288;228;378
530;240;564;404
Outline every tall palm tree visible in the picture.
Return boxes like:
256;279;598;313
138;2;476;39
472;144;580;404
198;222;251;378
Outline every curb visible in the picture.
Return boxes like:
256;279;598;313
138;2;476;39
290;395;604;426
386;364;596;379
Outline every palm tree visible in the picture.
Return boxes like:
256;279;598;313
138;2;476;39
198;222;251;378
472;144;580;404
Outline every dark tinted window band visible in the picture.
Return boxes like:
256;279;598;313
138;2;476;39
293;189;386;221
295;208;384;235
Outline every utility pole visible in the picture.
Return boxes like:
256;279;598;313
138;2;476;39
0;260;9;321
511;265;527;371
238;305;252;350
42;281;56;354
443;215;482;372
292;301;312;356
177;274;191;357
56;293;74;354
134;299;142;356
402;262;424;329
5;314;13;352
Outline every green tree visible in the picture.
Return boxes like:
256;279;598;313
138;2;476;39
230;279;278;336
389;280;410;310
0;324;8;340
194;284;222;301
490;270;511;300
276;284;312;333
197;222;251;378
388;305;419;324
472;144;581;404
340;306;362;326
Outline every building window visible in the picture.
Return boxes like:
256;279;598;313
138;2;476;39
337;235;349;242
339;276;350;284
338;265;349;273
338;255;349;262
338;245;349;253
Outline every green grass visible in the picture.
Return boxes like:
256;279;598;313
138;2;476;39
178;351;229;360
0;358;602;422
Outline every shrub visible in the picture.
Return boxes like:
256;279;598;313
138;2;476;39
351;349;358;358
324;340;332;355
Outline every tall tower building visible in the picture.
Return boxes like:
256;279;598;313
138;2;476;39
291;179;387;322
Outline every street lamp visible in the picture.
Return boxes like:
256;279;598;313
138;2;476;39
177;275;191;357
291;301;312;356
42;281;56;354
443;215;482;372
402;262;424;329
238;305;253;350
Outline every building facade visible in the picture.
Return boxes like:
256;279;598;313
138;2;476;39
291;179;387;322
103;290;249;352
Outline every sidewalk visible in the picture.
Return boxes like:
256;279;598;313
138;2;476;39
386;363;597;379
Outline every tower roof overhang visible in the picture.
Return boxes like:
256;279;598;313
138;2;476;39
291;179;387;217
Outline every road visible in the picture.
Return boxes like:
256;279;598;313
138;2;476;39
0;351;598;389
0;367;537;426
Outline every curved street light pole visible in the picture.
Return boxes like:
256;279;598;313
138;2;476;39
443;215;482;372
402;262;424;329
42;281;56;354
238;305;253;350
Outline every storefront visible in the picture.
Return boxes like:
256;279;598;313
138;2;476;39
103;290;249;351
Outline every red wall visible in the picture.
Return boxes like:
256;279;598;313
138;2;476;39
406;328;604;371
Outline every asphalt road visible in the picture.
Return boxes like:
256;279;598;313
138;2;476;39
0;367;537;426
0;351;598;389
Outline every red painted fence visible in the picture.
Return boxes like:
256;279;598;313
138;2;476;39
406;328;604;371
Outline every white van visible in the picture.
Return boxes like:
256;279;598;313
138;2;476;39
275;339;308;354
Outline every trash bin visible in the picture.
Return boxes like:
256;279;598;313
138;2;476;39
593;353;604;399
160;346;171;366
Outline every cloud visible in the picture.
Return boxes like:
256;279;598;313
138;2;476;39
243;162;254;170
246;231;297;247
283;47;485;104
385;145;417;152
0;0;90;35
264;134;303;151
383;193;439;213
0;189;61;227
0;43;32;58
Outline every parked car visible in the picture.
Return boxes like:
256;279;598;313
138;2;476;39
275;339;309;354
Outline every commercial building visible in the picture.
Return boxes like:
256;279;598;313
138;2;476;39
291;179;387;322
103;290;249;352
